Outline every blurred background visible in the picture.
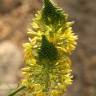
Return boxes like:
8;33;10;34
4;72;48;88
0;0;96;96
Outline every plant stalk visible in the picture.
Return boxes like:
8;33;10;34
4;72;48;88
8;86;26;96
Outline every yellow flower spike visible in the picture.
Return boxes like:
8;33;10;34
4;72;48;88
20;0;78;96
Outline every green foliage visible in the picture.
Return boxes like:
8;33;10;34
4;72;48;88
42;0;67;27
38;35;58;61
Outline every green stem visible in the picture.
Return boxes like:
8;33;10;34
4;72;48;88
8;86;26;96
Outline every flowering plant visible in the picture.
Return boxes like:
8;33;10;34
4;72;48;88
9;0;77;96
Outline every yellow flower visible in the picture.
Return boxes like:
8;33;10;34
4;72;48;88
21;0;77;96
